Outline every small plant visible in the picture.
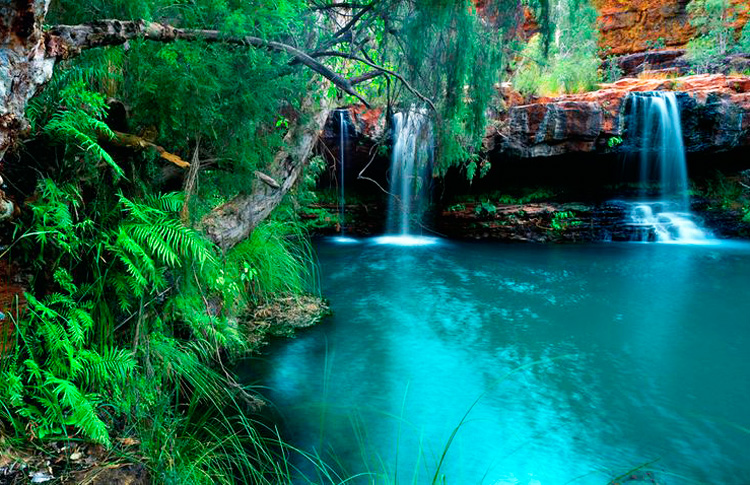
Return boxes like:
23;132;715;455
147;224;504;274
474;200;497;216
608;136;623;148
275;116;289;129
447;203;466;212
645;37;667;50
600;55;624;83
551;210;581;231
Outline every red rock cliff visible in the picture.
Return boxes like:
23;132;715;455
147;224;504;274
595;0;749;55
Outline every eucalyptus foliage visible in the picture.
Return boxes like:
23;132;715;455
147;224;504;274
512;0;599;96
687;0;750;72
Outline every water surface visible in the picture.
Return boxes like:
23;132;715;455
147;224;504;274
245;239;750;484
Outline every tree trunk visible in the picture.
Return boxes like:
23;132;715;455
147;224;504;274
201;88;332;250
0;0;55;217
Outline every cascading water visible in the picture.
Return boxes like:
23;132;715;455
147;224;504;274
378;110;435;246
332;110;357;244
338;110;348;235
623;92;710;243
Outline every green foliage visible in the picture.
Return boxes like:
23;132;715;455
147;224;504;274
26;58;124;179
608;136;623;148
3;176;317;474
0;271;135;446
698;171;748;211
512;0;600;96
601;56;625;83
110;192;217;308
455;188;558;206
227;221;316;305
551;210;581;231
645;37;667;50
739;23;750;53
686;0;750;72
475;200;497;216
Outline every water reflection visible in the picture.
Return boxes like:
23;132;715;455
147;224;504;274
243;241;750;484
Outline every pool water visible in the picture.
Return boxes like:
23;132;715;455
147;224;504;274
244;239;750;484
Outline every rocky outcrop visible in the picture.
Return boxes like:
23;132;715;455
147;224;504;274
609;49;688;77
436;202;627;242
595;0;695;55
496;74;750;158
606;49;750;80
594;0;749;55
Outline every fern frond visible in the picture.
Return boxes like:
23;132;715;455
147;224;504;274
45;375;111;446
77;348;136;390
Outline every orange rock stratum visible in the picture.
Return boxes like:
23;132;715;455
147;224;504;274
594;0;749;55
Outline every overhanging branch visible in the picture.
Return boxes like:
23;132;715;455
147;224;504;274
46;20;372;107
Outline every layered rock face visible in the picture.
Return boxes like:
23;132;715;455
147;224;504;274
595;0;694;55
594;0;749;55
497;74;750;158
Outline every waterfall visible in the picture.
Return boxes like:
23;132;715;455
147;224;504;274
385;110;433;235
338;110;348;236
623;92;710;243
332;110;357;244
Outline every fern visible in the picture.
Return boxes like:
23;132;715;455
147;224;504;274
3;282;133;446
44;107;124;179
46;375;110;447
29;72;125;179
77;348;136;390
110;194;218;308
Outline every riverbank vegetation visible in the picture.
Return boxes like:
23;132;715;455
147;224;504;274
0;0;551;482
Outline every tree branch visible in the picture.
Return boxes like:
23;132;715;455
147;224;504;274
101;130;190;168
46;20;371;107
311;3;372;10
350;70;384;85
311;50;437;111
332;1;376;39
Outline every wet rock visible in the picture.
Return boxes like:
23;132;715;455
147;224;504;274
497;74;750;158
434;201;629;243
432;198;745;242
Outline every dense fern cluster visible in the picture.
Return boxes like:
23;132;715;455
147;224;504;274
2;172;316;475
